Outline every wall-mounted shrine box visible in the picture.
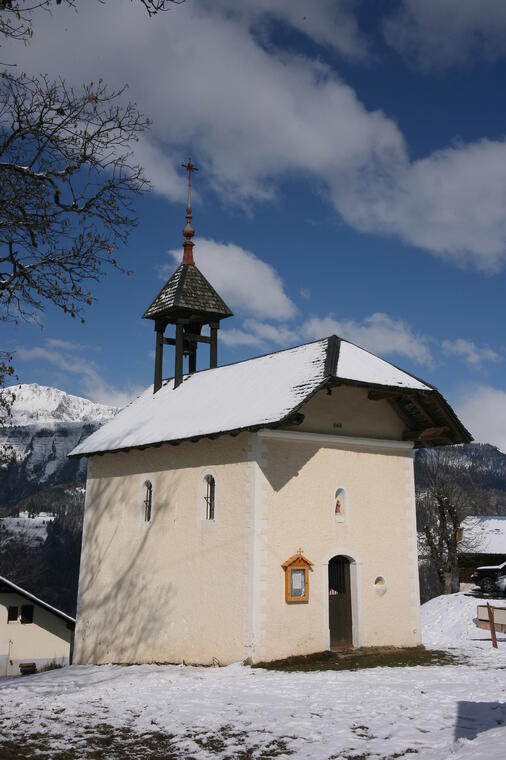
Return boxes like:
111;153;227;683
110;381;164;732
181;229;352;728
282;550;313;604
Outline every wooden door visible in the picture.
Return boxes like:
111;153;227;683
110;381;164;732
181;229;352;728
328;556;352;648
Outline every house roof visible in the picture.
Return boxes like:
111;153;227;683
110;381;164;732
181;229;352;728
69;336;471;458
460;516;506;555
143;263;233;322
0;575;75;626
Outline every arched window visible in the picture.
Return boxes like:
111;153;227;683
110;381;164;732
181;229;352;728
143;480;153;523
204;474;215;520
334;487;346;522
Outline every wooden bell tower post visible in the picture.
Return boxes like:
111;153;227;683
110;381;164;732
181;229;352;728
143;159;233;391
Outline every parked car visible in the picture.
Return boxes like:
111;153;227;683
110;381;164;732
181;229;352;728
496;574;506;595
471;560;506;593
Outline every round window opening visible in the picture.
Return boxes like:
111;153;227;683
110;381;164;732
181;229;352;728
374;576;385;586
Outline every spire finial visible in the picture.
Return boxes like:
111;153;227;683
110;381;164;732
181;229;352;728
181;158;198;265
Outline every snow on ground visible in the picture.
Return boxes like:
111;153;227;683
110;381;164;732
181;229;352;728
422;589;506;650
0;593;505;759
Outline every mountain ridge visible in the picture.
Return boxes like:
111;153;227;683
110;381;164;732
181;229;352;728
4;383;119;425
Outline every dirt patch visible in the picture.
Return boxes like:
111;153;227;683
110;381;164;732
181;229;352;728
254;646;464;672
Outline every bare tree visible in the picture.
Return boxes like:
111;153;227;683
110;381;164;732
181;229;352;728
0;0;183;417
417;446;478;594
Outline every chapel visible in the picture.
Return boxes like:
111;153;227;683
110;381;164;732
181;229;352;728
70;162;471;666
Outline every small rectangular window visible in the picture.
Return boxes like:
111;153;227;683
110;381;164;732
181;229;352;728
7;605;18;623
20;605;34;624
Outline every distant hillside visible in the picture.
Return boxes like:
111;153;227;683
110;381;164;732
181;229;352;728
415;443;506;516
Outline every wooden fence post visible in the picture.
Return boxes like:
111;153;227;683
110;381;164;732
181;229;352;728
487;603;498;649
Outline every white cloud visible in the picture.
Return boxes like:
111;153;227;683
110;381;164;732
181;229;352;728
220;329;264;349
302;312;434;365
167;239;296;321
45;338;81;351
220;321;299;349
16;343;141;407
5;1;506;269
383;0;506;70
441;338;501;368
242;319;299;346
333;139;506;271
456;385;506;452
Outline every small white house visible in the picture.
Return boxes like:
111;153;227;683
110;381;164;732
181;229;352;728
0;575;75;676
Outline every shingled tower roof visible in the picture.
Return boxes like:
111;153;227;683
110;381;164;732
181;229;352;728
143;262;232;321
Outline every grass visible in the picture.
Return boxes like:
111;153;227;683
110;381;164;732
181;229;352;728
0;728;182;760
0;724;295;759
254;646;464;672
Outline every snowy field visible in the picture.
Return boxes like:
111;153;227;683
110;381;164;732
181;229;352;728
0;593;505;759
0;511;55;547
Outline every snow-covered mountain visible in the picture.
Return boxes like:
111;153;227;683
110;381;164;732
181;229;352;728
7;383;118;425
0;384;119;509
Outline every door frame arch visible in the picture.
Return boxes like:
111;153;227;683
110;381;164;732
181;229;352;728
321;549;363;649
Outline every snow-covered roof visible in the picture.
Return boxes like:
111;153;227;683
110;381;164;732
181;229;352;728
460;516;506;555
69;335;469;457
0;575;75;625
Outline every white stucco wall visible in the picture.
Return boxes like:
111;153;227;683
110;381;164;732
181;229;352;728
0;593;73;677
74;434;252;666
249;429;421;663
287;386;405;440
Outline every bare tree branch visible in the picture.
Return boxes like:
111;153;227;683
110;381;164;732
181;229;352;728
0;1;183;45
0;72;150;323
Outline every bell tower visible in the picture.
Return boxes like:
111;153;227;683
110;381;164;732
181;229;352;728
143;159;233;391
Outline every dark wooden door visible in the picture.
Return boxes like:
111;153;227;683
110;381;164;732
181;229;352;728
328;556;352;648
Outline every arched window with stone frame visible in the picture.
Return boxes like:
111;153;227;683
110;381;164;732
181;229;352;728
204;474;216;521
334;487;346;523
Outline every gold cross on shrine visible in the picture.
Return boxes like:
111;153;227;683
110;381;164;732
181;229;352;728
181;158;198;210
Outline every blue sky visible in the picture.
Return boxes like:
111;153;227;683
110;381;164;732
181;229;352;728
3;0;506;450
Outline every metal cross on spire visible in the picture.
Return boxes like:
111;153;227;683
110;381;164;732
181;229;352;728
182;158;198;211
